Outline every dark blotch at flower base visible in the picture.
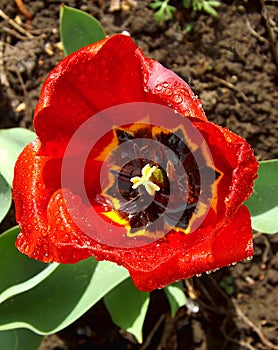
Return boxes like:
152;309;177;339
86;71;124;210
13;34;258;291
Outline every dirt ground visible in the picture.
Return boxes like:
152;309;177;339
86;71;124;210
0;0;277;349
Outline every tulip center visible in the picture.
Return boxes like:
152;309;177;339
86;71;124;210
130;164;161;196
94;123;220;240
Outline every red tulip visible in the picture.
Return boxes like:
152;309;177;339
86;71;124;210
13;34;258;291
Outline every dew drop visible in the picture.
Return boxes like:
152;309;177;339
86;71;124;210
38;182;45;190
206;270;212;275
173;94;183;104
163;82;169;88
184;254;191;263
24;245;30;253
55;217;62;225
50;235;56;243
155;84;163;92
246;256;253;261
41;229;47;236
42;244;48;251
78;75;88;85
207;254;214;263
164;88;173;96
196;273;202;277
62;234;69;242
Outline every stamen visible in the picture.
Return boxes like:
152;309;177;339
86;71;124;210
130;164;160;196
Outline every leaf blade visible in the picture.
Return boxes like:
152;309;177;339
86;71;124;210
164;281;186;317
60;5;106;56
104;278;150;343
245;159;278;233
0;128;36;187
0;174;12;224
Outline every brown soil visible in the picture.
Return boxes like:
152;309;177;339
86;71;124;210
0;0;277;349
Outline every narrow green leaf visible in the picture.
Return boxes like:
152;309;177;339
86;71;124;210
0;263;59;304
0;254;129;334
104;278;150;343
245;159;278;233
0;226;47;294
60;5;106;56
0;328;42;350
0;128;36;187
164;281;186;316
0;174;12;224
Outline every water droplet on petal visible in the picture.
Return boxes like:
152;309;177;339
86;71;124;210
196;273;202;277
165;88;173;96
41;229;47;236
42;244;48;251
184;254;191;263
55;217;62;225
163;82;169;88
38;182;45;190
62;234;69;242
24;245;30;253
155;84;163;92
173;94;183;104
207;254;214;263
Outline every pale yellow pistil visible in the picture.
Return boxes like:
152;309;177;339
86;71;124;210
130;164;160;196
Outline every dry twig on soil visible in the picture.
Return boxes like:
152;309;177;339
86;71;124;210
0;9;33;38
232;298;278;350
15;0;32;19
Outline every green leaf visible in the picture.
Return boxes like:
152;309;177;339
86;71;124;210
202;1;218;16
0;227;129;334
0;128;36;187
245;159;278;234
60;5;106;56
0;263;59;304
0;329;42;350
164;281;186;316
104;278;150;343
0;226;47;294
0;174;12;224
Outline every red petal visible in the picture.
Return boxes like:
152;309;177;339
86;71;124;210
34;34;145;153
192;120;258;219
135;48;207;121
129;205;253;291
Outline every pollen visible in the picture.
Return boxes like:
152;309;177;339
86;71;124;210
130;164;160;196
